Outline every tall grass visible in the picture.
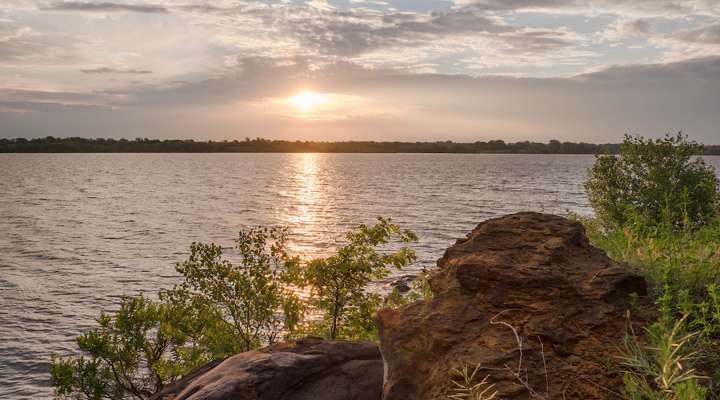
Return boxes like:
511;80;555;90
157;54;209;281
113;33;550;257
582;215;720;398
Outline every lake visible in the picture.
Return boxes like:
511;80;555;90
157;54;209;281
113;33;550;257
2;153;718;399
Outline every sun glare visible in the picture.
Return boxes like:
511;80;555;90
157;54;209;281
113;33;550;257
289;90;329;112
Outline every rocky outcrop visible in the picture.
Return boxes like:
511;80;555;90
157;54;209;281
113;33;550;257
153;338;383;400
378;212;648;399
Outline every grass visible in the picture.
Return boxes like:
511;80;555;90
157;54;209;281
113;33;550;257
581;215;720;399
449;363;497;400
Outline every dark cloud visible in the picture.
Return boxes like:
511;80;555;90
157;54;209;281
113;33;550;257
671;24;720;44
43;1;169;13
625;19;652;35
81;67;153;74
576;56;720;82
0;88;112;107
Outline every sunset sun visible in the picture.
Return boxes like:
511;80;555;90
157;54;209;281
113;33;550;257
289;90;329;112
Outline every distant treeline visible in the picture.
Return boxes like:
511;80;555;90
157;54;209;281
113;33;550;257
2;137;720;154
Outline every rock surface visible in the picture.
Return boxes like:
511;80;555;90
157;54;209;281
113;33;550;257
378;212;648;400
152;338;383;400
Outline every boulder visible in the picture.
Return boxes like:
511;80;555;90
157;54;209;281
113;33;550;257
378;212;648;399
153;338;383;400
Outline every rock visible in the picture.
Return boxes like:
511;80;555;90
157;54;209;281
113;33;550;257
153;337;383;400
390;274;416;293
378;212;648;400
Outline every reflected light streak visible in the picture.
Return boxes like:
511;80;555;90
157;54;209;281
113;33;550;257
283;153;325;258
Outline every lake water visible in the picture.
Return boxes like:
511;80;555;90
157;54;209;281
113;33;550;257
2;153;718;399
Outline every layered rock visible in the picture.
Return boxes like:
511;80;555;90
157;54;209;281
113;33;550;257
378;212;648;399
153;338;383;400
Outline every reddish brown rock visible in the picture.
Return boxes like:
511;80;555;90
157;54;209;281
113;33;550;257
378;212;648;400
153;338;383;400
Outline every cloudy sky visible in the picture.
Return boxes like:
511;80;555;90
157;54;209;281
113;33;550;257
1;0;719;142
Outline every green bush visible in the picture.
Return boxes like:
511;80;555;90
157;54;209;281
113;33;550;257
51;220;418;398
292;217;417;340
584;211;720;399
161;227;303;353
50;295;204;400
586;133;719;230
51;227;303;400
583;134;720;399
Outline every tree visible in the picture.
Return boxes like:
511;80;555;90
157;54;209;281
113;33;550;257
295;217;417;340
51;227;303;399
161;227;303;352
51;295;203;400
585;133;719;230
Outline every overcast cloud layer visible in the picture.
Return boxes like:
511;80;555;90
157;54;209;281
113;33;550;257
1;0;719;142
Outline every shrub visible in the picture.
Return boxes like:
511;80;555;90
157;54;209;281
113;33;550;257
586;133;719;230
161;227;303;352
584;134;720;399
51;295;202;400
51;227;303;399
294;217;417;340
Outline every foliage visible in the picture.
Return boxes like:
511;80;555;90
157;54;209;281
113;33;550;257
585;133;719;230
583;216;720;300
6;135;716;155
406;268;434;302
293;217;417;340
583;134;720;399
449;363;497;400
620;316;706;400
584;212;720;399
50;295;202;400
51;227;303;399
161;227;303;353
0;136;633;154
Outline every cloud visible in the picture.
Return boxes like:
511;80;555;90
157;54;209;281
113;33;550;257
623;19;652;35
647;23;720;61
0;23;81;65
671;24;720;45
575;55;720;82
457;0;720;17
43;1;169;13
456;0;572;11
4;54;716;142
212;5;586;69
81;67;152;74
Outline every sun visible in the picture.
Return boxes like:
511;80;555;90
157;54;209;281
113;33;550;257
289;90;329;112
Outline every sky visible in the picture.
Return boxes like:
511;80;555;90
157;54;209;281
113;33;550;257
1;0;719;143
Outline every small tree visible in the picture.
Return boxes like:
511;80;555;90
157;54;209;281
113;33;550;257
296;217;417;340
161;227;303;352
586;133;719;230
51;295;202;400
51;227;303;400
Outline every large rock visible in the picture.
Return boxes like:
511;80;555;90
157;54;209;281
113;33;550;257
378;212;648;399
153;338;383;400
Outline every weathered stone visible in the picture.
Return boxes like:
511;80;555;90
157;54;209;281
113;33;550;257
390;274;416;293
378;212;648;400
153;338;383;400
